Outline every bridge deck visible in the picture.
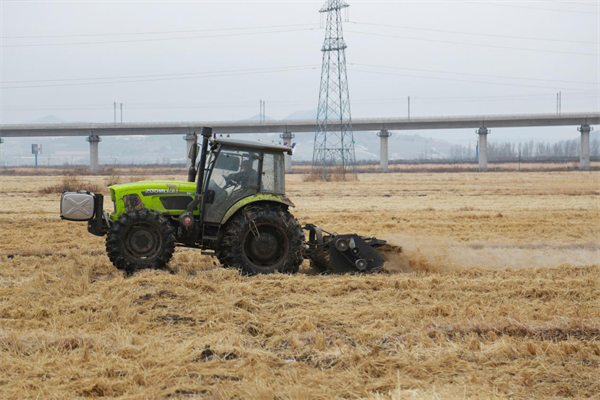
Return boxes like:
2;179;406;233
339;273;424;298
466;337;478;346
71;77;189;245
0;112;598;137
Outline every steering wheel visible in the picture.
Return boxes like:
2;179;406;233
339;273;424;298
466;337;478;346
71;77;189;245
223;175;240;189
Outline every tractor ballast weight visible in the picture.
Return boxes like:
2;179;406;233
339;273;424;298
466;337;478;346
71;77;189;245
59;126;393;275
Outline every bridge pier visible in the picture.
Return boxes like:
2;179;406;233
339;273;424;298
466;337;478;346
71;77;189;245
477;127;490;172
280;131;294;173
578;125;592;170
184;133;196;169
377;129;391;171
87;135;101;173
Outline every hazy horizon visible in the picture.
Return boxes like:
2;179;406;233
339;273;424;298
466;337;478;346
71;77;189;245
1;0;598;164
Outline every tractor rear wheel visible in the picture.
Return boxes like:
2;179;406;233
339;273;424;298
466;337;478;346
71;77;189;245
217;204;304;275
106;209;176;274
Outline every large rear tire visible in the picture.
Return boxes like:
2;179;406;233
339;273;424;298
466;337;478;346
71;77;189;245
105;209;176;274
217;204;304;275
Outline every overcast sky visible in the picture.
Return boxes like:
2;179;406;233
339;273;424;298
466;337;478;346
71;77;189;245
1;0;598;142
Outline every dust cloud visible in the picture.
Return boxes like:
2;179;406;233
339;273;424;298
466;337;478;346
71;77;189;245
381;233;600;273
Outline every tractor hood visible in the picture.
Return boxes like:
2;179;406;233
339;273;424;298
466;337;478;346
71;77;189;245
108;181;197;200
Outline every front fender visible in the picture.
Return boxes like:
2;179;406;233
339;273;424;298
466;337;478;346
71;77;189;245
221;194;295;225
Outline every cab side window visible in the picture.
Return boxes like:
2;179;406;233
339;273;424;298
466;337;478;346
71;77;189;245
261;153;285;194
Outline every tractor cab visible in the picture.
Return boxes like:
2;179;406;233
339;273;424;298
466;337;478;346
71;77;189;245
201;138;290;224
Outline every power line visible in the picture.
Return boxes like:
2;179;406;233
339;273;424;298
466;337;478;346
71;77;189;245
3;65;596;95
346;30;599;56
1;27;317;48
1;100;308;109
410;92;597;100
410;94;598;104
351;21;597;45
350;63;597;86
466;2;600;15
348;68;599;92
1;103;309;111
5;19;593;46
4;92;597;107
1;66;318;89
3;93;597;111
1;65;319;84
556;1;599;7
350;94;598;105
1;23;319;39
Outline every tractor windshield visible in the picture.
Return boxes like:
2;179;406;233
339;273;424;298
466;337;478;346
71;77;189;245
204;149;260;223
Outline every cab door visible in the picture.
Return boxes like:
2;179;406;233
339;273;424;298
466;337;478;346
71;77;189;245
203;148;261;224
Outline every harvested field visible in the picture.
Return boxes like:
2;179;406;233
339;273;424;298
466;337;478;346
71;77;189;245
2;160;598;177
0;171;599;400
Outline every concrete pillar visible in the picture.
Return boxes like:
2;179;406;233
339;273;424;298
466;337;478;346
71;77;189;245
280;131;294;173
184;133;196;169
578;124;592;171
377;129;391;171
86;134;101;173
476;127;490;172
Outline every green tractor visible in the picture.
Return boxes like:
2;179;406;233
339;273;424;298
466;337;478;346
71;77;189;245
60;127;389;275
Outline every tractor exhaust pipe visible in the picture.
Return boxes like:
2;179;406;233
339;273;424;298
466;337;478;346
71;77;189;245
194;126;213;197
187;132;199;183
181;127;213;228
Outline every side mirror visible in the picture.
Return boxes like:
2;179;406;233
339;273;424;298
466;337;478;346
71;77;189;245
188;144;200;161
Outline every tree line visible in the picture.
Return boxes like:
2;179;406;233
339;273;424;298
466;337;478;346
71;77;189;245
449;138;600;161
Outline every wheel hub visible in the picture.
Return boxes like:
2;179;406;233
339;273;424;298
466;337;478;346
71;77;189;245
248;232;279;262
125;224;161;259
131;230;154;253
243;224;289;268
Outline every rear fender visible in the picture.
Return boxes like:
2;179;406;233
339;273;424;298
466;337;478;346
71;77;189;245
220;194;294;225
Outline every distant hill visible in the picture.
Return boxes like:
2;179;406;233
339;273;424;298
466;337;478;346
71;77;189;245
31;115;66;124
242;114;275;122
284;109;317;120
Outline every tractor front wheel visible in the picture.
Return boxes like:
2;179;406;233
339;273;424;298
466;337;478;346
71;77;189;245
217;204;304;275
106;209;176;274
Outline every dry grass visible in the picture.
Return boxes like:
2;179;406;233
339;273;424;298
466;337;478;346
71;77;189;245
1;171;599;399
0;165;187;177
291;161;600;174
38;176;105;195
301;169;357;182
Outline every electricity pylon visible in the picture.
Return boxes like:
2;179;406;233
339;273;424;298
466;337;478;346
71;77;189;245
313;0;357;179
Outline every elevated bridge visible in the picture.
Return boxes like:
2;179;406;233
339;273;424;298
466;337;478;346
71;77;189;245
1;112;598;172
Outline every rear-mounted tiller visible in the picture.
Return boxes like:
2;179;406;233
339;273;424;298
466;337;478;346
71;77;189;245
303;224;388;273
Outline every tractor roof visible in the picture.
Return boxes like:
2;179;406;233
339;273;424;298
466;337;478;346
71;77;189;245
213;138;293;155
